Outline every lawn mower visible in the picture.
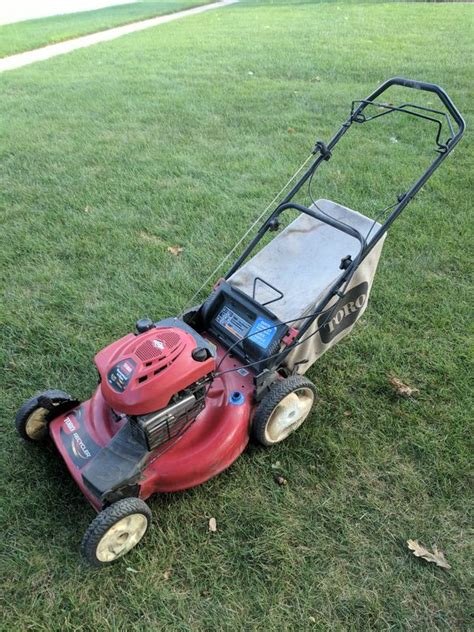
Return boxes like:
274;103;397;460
15;78;465;566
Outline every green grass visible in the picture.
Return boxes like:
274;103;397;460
0;0;211;58
1;0;473;630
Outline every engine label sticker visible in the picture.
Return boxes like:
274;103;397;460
107;357;137;392
216;306;251;339
152;339;165;351
247;317;277;349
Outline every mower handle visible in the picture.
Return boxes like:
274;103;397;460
354;76;465;142
225;77;466;305
275;202;366;250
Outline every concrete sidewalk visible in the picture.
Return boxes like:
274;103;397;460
0;0;238;73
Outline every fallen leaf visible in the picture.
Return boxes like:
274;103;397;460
390;136;399;144
274;475;288;486
126;567;139;573
313;76;321;82
343;410;352;417
389;376;418;398
167;245;183;256
309;616;316;623
287;127;296;133
84;206;91;213
163;569;172;580
209;517;217;532
271;461;281;469
407;540;451;569
248;71;254;76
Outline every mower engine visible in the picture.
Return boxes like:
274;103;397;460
95;318;216;451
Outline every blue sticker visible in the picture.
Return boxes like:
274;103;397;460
247;317;277;349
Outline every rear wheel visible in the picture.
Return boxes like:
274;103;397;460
81;498;152;567
15;390;76;442
251;376;316;446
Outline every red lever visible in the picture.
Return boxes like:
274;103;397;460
282;327;299;347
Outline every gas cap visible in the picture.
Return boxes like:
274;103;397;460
136;318;154;334
192;347;210;362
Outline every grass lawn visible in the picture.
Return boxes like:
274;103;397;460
0;0;210;58
0;0;473;629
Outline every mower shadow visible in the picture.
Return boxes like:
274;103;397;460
7;425;337;569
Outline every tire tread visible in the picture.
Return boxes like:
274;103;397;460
251;375;316;446
15;389;74;442
81;497;151;567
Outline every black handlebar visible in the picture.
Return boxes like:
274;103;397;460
275;202;365;249
225;77;465;287
355;76;465;143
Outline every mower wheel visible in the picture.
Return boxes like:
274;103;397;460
15;390;76;442
81;498;152;567
251;376;316;446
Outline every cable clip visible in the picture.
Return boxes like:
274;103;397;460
312;141;332;160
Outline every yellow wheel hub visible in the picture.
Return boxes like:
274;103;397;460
96;514;149;563
25;408;49;441
264;387;314;443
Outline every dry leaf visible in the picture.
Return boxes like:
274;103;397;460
163;569;171;580
407;540;451;569
167;245;183;256
271;461;281;469
287;127;296;134
84;206;91;213
208;517;217;532
126;567;139;573
389;376;418;398
275;475;288;486
343;410;352;417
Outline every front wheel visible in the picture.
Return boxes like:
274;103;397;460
81;498;152;567
15;390;77;442
251;376;316;446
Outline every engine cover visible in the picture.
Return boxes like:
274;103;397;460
95;321;215;415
